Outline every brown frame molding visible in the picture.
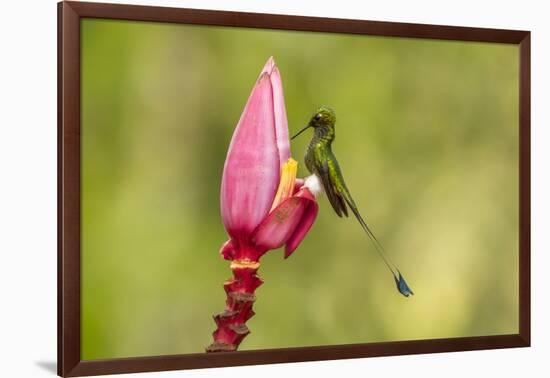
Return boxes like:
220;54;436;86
58;1;531;376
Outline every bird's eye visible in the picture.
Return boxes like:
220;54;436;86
315;114;322;121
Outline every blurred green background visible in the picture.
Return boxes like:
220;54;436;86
81;18;519;360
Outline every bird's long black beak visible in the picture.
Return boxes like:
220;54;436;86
291;125;311;140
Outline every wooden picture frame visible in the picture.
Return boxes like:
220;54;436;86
58;1;530;376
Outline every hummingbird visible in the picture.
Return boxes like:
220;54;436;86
291;106;414;297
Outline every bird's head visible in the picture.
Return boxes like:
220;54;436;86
291;106;336;140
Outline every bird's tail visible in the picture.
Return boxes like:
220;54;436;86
342;193;414;297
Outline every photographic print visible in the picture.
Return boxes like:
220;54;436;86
58;2;530;376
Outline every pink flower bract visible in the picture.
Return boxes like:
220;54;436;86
219;57;318;259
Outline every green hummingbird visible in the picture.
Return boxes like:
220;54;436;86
291;106;414;297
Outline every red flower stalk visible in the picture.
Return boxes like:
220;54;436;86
206;58;319;352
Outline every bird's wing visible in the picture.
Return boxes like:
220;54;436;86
314;148;348;218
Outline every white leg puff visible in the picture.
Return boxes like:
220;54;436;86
303;174;324;197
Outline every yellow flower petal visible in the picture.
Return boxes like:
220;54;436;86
270;158;298;212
